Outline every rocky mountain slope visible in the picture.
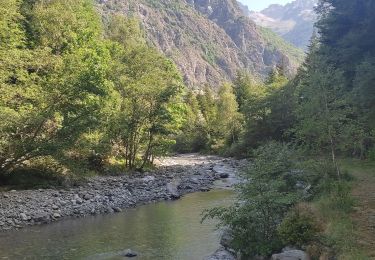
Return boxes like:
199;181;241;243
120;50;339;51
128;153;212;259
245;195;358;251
97;0;304;88
247;0;317;49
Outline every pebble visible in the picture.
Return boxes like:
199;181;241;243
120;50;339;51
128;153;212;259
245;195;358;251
0;156;245;231
20;213;28;221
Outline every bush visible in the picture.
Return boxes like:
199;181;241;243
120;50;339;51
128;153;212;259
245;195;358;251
203;142;301;258
1;156;72;189
278;205;321;247
174;130;209;153
368;147;375;161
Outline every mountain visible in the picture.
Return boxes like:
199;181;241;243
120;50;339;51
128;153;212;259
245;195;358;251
97;0;304;88
248;0;317;49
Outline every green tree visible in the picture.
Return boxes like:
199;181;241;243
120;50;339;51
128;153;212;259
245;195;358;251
216;83;243;147
0;0;114;176
238;68;290;149
106;16;184;169
175;91;209;152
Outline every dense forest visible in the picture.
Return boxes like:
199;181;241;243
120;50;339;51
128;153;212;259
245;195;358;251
203;0;375;259
1;0;375;259
0;0;188;182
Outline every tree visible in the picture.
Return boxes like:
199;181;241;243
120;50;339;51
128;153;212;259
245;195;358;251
216;83;243;146
0;0;114;176
0;0;25;49
106;15;184;169
174;91;209;153
238;68;290;149
233;71;255;113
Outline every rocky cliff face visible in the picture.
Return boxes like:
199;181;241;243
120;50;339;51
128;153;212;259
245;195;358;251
97;0;304;88
248;0;317;50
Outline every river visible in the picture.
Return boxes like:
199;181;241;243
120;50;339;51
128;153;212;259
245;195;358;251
0;189;234;260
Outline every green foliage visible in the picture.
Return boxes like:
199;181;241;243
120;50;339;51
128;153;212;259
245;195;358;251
0;0;25;49
278;207;321;247
0;0;114;178
233;69;295;151
0;1;186;180
175;83;242;154
105;14;184;169
320;181;355;214
30;0;103;53
105;14;145;50
204;142;301;258
215;83;243;148
292;0;375;161
368;147;375;161
174;91;209;153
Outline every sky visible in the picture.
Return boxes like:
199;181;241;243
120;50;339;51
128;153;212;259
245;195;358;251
238;0;294;12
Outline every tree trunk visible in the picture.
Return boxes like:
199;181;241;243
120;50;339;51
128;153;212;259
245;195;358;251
141;132;154;170
329;131;341;179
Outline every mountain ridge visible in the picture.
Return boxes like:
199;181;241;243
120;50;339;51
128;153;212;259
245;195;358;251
247;0;317;49
97;0;304;88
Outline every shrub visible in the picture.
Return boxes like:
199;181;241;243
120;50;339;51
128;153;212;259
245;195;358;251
203;142;300;258
327;181;355;213
278;205;321;247
368;147;375;161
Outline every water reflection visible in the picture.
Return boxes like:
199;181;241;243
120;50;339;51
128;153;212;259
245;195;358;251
0;190;233;260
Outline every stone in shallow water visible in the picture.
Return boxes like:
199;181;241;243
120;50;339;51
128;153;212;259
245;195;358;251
166;182;180;199
32;213;49;223
112;207;122;213
123;249;138;257
220;228;234;249
220;173;229;179
204;247;236;260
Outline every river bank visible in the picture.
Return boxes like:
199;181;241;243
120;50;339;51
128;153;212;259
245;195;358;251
0;154;245;232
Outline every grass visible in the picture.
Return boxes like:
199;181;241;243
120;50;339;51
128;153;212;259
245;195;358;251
310;159;375;260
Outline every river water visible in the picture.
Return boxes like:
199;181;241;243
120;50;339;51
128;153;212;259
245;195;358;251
0;189;233;260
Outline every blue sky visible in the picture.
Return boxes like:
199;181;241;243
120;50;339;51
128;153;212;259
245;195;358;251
238;0;293;11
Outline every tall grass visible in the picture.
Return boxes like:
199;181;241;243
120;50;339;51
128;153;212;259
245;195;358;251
312;161;370;260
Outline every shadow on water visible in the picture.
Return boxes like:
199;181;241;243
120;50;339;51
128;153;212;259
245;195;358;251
0;189;234;260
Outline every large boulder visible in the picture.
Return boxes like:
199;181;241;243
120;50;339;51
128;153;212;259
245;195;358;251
220;228;234;249
204;247;236;260
166;180;181;199
32;213;50;224
271;249;309;260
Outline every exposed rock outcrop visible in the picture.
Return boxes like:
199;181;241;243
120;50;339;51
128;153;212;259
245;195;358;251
248;0;317;49
97;0;303;88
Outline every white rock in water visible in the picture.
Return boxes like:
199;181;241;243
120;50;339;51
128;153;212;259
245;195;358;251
271;249;310;260
123;249;138;257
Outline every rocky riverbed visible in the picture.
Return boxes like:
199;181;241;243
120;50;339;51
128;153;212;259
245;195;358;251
0;154;246;232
